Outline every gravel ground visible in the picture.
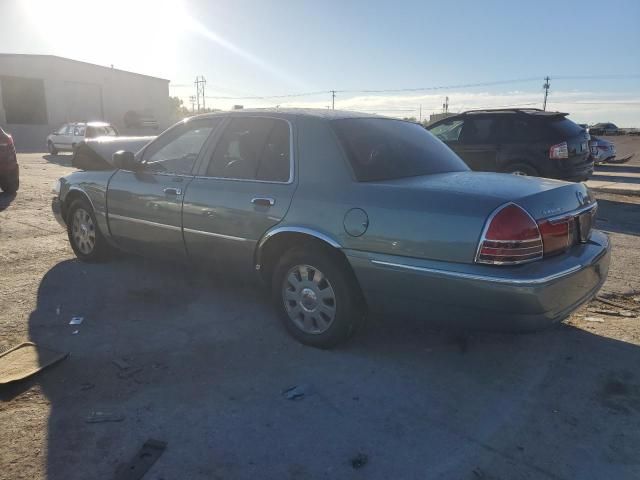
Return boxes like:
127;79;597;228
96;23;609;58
1;153;639;480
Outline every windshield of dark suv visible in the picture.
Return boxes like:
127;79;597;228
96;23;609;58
331;118;468;181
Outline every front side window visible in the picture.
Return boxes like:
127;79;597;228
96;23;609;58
429;119;464;142
332;118;468;182
74;126;85;136
207;117;291;181
143;119;218;174
86;125;117;138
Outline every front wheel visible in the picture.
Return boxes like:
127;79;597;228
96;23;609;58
272;246;364;348
66;198;110;262
47;141;58;155
0;169;19;193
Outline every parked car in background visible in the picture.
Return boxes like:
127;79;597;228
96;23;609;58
589;136;616;164
427;108;593;181
52;110;610;348
588;123;620;136
0;126;19;193
47;122;119;154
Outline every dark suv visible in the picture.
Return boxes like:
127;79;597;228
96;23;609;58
0;126;19;193
427;109;593;181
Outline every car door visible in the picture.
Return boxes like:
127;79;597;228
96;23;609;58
55;124;73;149
106;118;219;257
455;116;499;171
72;125;86;147
182;115;296;274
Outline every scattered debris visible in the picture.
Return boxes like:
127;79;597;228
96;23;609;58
595;296;637;311
0;342;68;384
590;309;626;317
350;453;368;469
118;367;143;379
69;316;84;325
72;330;79;335
282;384;312;400
113;358;131;370
85;411;125;423
585;316;605;323
114;438;167;480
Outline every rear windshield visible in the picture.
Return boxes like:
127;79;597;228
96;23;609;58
331;118;468;181
86;125;118;138
548;117;584;138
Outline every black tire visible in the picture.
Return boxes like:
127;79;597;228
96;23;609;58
0;169;19;193
66;198;110;262
47;141;58;155
272;245;364;348
505;163;539;177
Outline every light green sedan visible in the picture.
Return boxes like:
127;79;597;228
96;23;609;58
52;109;610;348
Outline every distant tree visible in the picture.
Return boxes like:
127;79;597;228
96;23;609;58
168;96;190;121
402;116;417;122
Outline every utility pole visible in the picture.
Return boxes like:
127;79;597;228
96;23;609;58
330;90;336;110
194;76;207;112
419;104;422;123
542;76;550;111
189;95;196;113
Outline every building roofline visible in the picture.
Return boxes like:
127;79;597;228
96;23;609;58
0;53;170;82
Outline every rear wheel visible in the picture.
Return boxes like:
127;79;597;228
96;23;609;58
66;198;110;262
47;141;58;155
0;169;19;193
506;163;539;177
272;246;364;348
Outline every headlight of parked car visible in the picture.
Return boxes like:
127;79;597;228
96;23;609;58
52;179;61;195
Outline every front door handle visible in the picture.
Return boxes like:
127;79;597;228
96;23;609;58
251;197;275;207
164;187;182;196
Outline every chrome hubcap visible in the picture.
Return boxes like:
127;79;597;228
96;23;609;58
283;264;336;334
71;208;96;255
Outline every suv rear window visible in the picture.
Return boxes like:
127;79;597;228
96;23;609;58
548;117;584;138
331;118;468;182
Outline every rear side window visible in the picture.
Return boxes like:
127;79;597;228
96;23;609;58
548;117;584;138
331;118;468;182
208;117;291;182
461;118;495;143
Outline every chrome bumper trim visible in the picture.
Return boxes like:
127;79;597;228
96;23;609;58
370;260;583;286
183;227;249;242
108;213;182;232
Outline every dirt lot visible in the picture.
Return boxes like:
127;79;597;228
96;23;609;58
1;150;640;480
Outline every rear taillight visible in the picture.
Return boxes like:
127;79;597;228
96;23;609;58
0;135;13;148
549;141;568;159
537;217;575;256
476;203;543;265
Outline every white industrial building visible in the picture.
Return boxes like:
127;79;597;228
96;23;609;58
0;54;170;151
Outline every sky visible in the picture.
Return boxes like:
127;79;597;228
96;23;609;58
2;0;639;125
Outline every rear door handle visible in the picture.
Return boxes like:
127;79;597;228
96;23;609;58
251;197;275;207
164;187;182;196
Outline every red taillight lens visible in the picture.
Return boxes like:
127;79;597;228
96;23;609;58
549;141;569;159
476;204;543;265
538;217;575;256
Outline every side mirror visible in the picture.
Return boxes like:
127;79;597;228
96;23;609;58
112;150;139;171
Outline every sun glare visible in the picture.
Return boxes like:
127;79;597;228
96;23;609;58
21;0;184;75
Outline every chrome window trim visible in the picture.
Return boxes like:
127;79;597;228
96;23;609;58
182;227;251;242
474;202;543;265
108;213;182;232
370;259;582;286
198;116;295;185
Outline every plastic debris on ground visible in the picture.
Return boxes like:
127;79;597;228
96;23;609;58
69;316;84;325
85;411;125;423
282;384;312;400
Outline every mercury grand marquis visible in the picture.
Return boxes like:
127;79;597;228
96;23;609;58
52;109;611;348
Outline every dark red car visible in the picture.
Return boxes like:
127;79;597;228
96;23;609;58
0;127;19;193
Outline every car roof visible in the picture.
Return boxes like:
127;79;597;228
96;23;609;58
461;108;568;117
192;108;383;121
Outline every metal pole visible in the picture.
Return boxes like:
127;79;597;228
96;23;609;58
543;76;550;111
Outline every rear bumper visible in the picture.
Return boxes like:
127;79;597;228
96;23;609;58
0;160;18;177
346;230;610;331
